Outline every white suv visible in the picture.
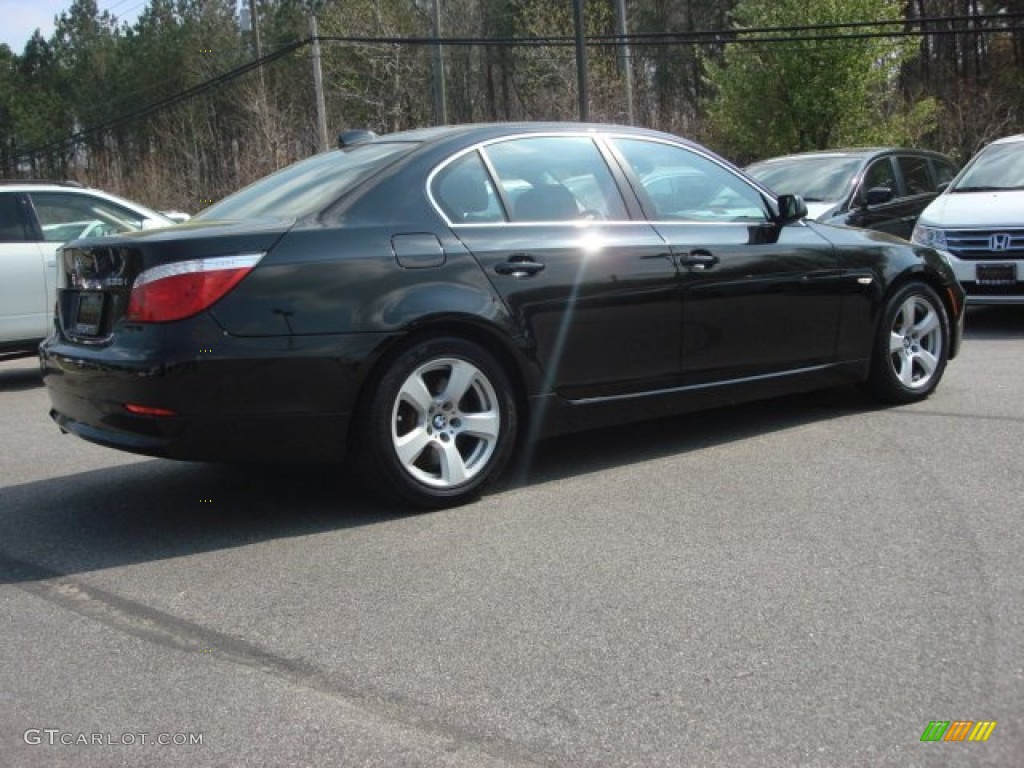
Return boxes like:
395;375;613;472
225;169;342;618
0;182;177;357
912;134;1024;305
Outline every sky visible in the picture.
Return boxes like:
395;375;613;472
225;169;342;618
1;0;148;52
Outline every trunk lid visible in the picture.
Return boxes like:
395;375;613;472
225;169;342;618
56;219;291;344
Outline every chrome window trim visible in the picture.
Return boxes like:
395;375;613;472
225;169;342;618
427;131;613;227
426;130;778;228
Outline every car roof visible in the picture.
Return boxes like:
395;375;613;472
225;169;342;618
989;134;1024;145
750;147;950;164
371;121;710;155
0;180;86;190
383;121;675;139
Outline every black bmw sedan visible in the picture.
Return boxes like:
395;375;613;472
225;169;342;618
41;123;965;507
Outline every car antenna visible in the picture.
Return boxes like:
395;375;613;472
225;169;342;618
337;130;377;149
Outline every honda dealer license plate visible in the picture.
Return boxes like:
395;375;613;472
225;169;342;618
976;263;1017;285
73;292;105;336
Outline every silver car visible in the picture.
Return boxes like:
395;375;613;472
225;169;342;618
0;181;178;358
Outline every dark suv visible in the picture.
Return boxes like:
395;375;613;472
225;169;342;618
746;148;958;240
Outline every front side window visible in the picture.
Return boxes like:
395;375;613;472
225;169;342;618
30;193;149;242
611;138;767;222
861;158;897;195
482;136;629;223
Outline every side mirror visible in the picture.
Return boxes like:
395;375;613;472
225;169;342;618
864;186;894;206
776;193;808;223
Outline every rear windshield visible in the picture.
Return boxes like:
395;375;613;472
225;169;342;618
196;142;415;221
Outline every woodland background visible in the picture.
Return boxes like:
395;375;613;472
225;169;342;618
1;0;1022;213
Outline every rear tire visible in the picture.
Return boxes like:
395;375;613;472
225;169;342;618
358;337;518;508
863;282;949;404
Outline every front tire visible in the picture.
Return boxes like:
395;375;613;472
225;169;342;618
864;282;949;404
359;337;518;508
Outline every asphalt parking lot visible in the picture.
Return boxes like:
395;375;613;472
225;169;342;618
2;306;1022;767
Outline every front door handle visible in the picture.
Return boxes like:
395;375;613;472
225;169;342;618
495;256;545;277
677;250;719;270
801;269;846;282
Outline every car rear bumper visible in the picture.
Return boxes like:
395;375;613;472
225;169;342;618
47;391;350;462
40;324;397;462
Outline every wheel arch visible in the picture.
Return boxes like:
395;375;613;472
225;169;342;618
861;271;952;403
347;314;536;450
881;264;962;358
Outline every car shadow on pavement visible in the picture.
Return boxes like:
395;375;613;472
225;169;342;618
0;357;42;391
502;384;873;490
0;384;873;584
1;307;1017;584
0;460;417;585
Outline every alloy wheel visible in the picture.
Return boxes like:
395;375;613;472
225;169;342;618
887;294;944;390
390;357;501;488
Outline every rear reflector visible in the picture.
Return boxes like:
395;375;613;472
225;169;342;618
124;403;178;417
126;253;263;323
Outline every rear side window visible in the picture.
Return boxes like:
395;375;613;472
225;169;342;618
0;194;33;242
483;136;629;223
432;151;505;223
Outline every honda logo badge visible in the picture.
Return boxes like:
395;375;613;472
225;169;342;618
990;233;1012;251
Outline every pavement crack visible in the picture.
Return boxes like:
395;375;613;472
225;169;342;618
1;551;547;767
5;552;320;680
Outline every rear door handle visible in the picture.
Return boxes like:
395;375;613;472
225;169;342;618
495;256;545;277
677;250;719;270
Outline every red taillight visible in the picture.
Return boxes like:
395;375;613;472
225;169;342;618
124;403;178;417
126;254;263;323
